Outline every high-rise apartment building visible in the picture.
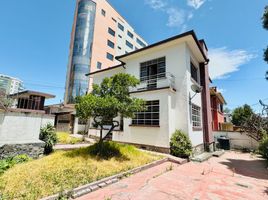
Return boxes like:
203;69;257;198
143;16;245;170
64;0;147;104
0;74;24;95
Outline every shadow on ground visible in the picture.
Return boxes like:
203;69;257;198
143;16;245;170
63;142;130;161
219;157;268;180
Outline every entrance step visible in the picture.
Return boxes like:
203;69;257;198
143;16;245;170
212;150;225;157
191;152;212;162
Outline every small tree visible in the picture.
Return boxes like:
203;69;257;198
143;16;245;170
232;104;254;126
75;73;145;145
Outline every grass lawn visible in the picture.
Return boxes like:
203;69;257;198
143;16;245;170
56;132;83;144
0;142;162;200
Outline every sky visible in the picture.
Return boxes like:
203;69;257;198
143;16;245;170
0;0;267;113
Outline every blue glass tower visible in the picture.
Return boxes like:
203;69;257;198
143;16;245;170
65;0;96;104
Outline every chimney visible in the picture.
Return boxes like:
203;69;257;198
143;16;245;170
199;39;214;152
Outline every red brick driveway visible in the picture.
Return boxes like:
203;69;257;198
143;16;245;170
77;151;268;200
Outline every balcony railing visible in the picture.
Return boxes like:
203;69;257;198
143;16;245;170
130;72;176;92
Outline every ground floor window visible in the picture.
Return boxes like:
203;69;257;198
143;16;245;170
132;100;159;126
192;104;201;128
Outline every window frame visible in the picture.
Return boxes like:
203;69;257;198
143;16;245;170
108;27;115;37
101;9;106;16
126;40;133;49
131;100;160;126
127;30;134;38
107;40;115;49
97;61;102;69
190;61;199;83
118;23;124;31
106;52;114;61
191;103;202;130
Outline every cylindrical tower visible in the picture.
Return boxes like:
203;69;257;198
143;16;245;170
65;0;96;104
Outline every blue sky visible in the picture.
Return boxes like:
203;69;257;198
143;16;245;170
0;0;267;113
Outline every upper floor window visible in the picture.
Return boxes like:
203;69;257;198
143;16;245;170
132;100;160;126
97;61;102;69
192;104;201;128
112;17;117;22
191;62;198;83
126;40;133;49
107;40;115;49
118;46;122;50
127;31;134;38
101;9;106;16
108;27;115;37
140;57;166;81
118;34;122;38
136;38;146;47
118;23;124;31
106;52;114;61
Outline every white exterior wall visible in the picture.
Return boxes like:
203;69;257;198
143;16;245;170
91;41;205;148
213;131;258;150
0;111;54;144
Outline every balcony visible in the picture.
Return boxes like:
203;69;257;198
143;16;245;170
130;72;176;93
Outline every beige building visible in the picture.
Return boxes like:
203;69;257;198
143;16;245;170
65;0;147;104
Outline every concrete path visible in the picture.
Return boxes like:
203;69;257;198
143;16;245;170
77;151;268;200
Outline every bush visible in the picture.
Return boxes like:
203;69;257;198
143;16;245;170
0;154;31;174
39;123;58;155
259;136;268;159
170;130;192;158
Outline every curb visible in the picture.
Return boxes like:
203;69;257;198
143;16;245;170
41;158;175;200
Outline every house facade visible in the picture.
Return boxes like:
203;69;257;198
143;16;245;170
210;87;227;131
88;31;213;154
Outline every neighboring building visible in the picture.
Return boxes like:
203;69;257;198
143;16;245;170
0;74;24;95
210;87;227;131
224;113;232;123
65;0;148;104
9;90;55;112
0;90;55;159
87;30;213;154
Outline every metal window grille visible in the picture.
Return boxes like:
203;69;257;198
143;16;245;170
192;104;201;128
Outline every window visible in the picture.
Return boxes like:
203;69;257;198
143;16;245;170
101;9;106;16
118;34;122;38
126;40;133;49
97;62;102;69
192;104;201;128
127;31;134;38
140;57;166;85
191;62;198;83
118;46;122;50
118;23;124;31
112;17;117;22
107;40;115;49
136;38;146;47
108;27;115;36
132;100;159;126
106;52;114;61
218;104;223;113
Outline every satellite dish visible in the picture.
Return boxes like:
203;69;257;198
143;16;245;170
191;84;202;93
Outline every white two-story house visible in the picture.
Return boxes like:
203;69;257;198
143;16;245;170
87;30;214;154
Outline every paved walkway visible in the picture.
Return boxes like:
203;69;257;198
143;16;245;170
77;151;268;200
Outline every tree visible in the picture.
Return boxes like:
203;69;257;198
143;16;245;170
262;6;268;77
241;113;268;142
75;73;145;144
231;104;254;126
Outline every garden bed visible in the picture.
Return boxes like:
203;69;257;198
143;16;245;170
0;142;162;200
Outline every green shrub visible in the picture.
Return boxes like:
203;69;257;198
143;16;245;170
39;123;58;155
259;136;268;159
170;130;192;158
0;154;31;174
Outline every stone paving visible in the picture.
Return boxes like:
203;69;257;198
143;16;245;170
77;151;268;200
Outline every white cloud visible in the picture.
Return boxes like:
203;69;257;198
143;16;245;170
187;0;206;9
145;0;167;10
209;47;255;80
166;8;186;28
